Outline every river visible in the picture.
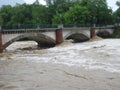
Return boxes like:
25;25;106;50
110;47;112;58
0;39;120;90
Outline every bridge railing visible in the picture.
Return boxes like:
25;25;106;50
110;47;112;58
1;24;115;31
63;24;92;28
1;24;58;30
63;24;115;28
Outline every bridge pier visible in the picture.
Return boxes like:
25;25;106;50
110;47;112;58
56;28;63;44
90;28;96;38
0;31;3;53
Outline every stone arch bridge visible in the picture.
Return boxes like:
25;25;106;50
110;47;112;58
0;25;114;53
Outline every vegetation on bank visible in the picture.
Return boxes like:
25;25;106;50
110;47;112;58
112;26;120;38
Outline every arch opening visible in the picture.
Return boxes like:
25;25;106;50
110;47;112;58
66;33;89;43
97;30;111;38
3;34;56;51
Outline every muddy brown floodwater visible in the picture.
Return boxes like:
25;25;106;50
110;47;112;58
0;39;120;90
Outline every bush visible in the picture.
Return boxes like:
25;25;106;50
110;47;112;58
111;26;120;38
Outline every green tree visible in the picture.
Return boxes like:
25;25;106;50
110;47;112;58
80;0;113;25
34;0;40;5
11;4;32;25
0;0;115;27
32;4;48;24
116;0;120;7
0;5;13;25
52;12;64;24
114;0;120;24
45;0;75;24
63;5;90;24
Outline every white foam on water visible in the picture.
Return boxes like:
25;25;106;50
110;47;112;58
4;39;120;73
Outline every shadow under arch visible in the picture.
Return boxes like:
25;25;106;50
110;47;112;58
2;33;56;50
96;30;111;38
65;33;89;43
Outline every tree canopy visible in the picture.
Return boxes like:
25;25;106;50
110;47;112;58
0;0;119;27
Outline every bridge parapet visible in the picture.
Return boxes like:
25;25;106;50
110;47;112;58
0;24;115;53
1;24;115;30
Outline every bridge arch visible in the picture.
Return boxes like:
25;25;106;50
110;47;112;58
64;32;89;42
96;30;111;38
2;33;56;50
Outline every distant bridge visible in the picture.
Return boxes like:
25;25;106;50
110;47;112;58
0;24;115;53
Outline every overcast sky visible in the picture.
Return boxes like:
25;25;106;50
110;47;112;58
107;0;118;11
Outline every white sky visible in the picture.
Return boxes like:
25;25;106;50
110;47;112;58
107;0;118;11
24;0;46;5
24;0;118;11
